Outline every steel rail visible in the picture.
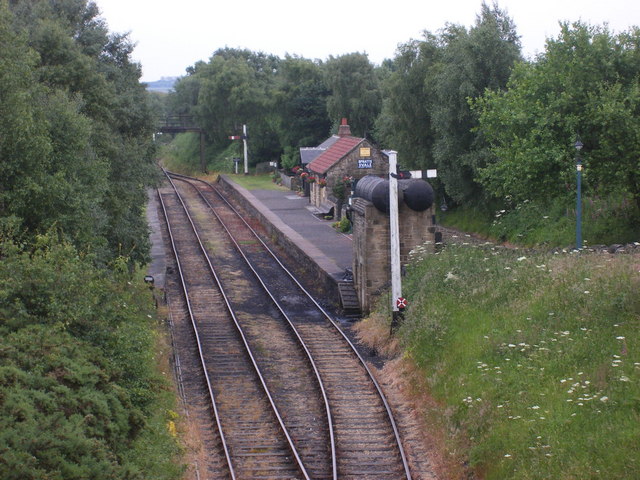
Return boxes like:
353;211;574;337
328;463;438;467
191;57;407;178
168;171;338;480
168;171;413;480
157;190;236;480
163;174;312;480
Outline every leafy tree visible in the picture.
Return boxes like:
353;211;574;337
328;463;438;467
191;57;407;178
431;2;521;205
374;35;442;169
0;4;51;228
167;65;203;117
171;48;282;164
323;52;382;137
275;55;331;148
475;22;640;210
5;0;158;266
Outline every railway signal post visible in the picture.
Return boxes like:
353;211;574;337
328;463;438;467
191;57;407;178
228;124;249;175
387;150;405;330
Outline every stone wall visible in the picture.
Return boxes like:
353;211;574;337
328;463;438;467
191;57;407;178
279;171;301;191
351;198;390;314
351;197;437;314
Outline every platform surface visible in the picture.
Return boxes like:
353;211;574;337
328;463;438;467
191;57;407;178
247;188;354;274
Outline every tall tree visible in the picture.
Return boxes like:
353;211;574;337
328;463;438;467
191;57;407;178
275;55;331;149
374;35;442;169
5;0;157;265
323;52;382;137
174;48;282;162
432;2;521;205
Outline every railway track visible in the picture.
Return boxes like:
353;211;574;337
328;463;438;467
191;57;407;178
159;171;412;479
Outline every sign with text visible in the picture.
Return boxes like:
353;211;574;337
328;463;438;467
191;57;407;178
358;159;373;169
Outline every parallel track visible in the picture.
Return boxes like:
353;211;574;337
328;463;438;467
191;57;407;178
164;171;412;480
159;186;319;479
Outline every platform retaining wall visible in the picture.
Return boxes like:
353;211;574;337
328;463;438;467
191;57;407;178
217;175;341;307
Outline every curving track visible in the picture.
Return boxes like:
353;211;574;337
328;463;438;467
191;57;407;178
159;171;412;479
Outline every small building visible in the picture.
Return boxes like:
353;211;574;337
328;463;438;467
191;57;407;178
351;176;438;314
304;119;388;214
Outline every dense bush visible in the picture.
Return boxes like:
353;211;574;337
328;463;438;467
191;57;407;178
0;236;182;479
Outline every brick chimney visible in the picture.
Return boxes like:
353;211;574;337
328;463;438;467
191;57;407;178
337;117;352;137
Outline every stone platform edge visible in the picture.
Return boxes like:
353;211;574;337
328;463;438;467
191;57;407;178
217;175;343;306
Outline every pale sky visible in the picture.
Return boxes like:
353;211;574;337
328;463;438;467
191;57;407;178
94;0;639;82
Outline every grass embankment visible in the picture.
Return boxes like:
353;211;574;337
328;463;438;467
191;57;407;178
364;244;639;479
440;195;640;247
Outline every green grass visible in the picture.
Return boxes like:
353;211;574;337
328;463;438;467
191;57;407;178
225;173;289;191
439;206;495;239
440;194;640;248
395;244;640;479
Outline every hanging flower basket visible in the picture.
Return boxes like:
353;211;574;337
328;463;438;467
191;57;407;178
318;178;327;187
300;171;309;180
307;175;316;184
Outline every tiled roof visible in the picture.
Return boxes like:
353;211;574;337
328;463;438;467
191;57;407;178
307;136;364;174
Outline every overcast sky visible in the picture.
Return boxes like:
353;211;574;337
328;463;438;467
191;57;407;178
95;0;639;82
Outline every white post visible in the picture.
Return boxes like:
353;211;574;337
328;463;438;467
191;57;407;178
387;151;402;318
242;124;249;175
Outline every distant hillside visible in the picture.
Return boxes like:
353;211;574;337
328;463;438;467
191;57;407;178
146;76;179;93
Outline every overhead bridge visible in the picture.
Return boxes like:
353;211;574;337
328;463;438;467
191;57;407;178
156;116;206;172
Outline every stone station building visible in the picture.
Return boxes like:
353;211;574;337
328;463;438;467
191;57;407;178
303;118;388;215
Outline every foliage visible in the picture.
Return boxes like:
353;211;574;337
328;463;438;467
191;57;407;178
331;175;352;201
475;22;640;212
324;52;382;138
0;235;182;479
332;216;351;233
374;3;521;206
169;48;282;163
160;132;205;175
374;36;441;170
431;3;521;205
397;243;640;479
0;2;181;477
487;194;640;246
275;55;331;147
280;145;299;171
0;325;139;480
1;0;158;266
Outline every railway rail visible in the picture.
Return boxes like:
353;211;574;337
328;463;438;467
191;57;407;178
159;170;412;479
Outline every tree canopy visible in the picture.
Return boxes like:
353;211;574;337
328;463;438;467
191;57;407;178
475;22;640;210
1;1;180;477
163;1;639;241
1;0;158;266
